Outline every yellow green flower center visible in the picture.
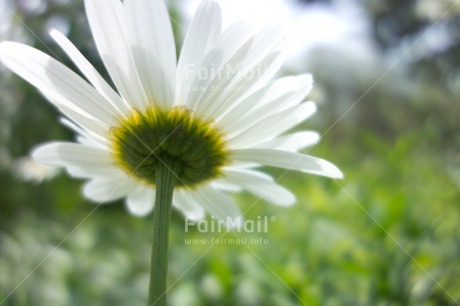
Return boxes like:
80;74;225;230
110;106;229;187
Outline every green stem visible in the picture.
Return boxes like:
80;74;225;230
148;158;177;306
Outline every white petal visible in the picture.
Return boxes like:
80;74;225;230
50;29;131;116
255;131;320;152
197;51;281;120
223;162;260;169
126;185;155;216
224;168;274;183
189;37;253;112
244;182;295;206
173;189;205;221
83;175;138;202
215;87;266;126
60;118;107;148
213;21;255;65
224;169;295;206
217;60;311;132
59;117;91;140
191;185;242;228
241;25;286;71
232;149;344;179
66;165;123;179
41;91;109;140
262;74;313;113
76;136;99;148
240;74;314;124
0;42;119;124
185;22;255;110
228;102;316;148
125;0;176;109
84;0;147;110
31;142;113;168
228;25;287;93
58;104;109;137
210;180;243;192
250;50;286;93
225;24;287;95
183;47;226;110
175;0;222;107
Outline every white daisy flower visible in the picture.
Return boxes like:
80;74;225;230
0;0;343;224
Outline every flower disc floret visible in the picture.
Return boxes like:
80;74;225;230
110;106;229;187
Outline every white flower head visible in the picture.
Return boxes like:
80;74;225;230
0;0;343;224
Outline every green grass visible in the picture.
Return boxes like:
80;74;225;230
1;128;459;306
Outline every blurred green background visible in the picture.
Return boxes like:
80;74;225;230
1;0;459;305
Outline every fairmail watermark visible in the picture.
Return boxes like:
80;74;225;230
184;62;270;82
184;215;277;233
184;236;270;246
183;61;273;94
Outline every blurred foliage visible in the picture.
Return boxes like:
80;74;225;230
1;0;459;305
364;0;460;79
